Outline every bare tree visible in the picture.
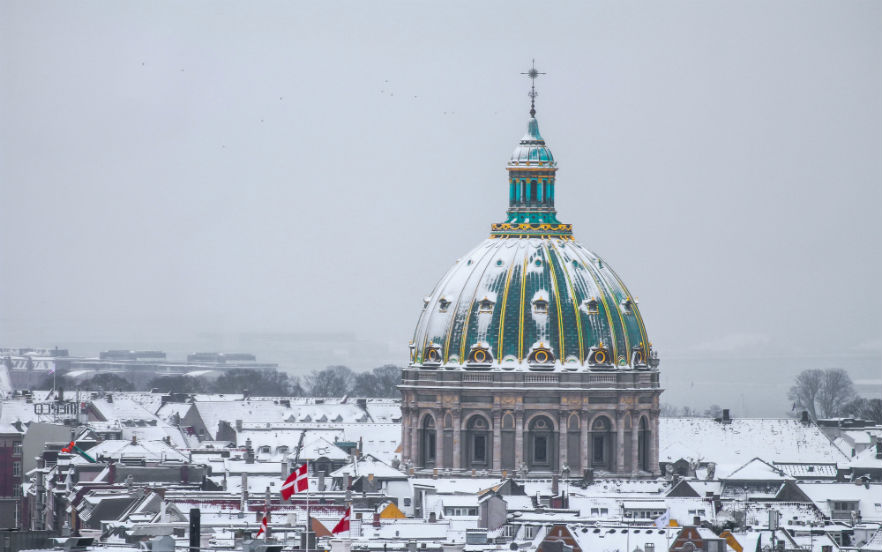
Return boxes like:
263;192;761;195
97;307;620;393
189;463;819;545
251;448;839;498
788;369;824;419
305;365;353;397
843;397;882;423
817;369;856;418
788;368;856;419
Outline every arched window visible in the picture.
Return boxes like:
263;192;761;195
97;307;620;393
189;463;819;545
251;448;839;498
530;180;538;202
638;416;650;472
528;416;555;471
465;415;490;467
590;416;613;470
421;415;436;466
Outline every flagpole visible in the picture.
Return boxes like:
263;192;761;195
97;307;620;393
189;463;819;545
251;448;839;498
306;462;310;552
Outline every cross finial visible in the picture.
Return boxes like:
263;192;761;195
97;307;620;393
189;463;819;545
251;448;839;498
521;59;546;117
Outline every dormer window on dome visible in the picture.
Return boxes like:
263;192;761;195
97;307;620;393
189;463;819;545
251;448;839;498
589;343;612;368
584;298;599;315
532;297;549;315
438;297;451;312
466;343;493;369
622;297;635;314
478;297;495;313
423;343;442;366
527;343;556;369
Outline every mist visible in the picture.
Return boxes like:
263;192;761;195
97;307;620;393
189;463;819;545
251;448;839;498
1;1;880;416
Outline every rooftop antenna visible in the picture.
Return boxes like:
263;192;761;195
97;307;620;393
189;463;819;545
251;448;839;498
520;59;546;117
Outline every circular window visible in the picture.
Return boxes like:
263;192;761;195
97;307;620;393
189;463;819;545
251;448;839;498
473;350;487;363
535;350;549;363
595;350;607;364
496;260;504;266
427;349;440;362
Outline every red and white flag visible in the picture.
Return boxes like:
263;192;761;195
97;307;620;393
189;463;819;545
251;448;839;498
281;462;309;500
256;515;268;538
331;507;351;535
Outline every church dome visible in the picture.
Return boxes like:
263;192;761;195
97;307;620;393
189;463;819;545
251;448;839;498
409;100;657;372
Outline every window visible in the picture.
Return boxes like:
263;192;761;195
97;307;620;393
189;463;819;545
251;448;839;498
593;436;605;463
403;498;411;507
445;507;478;516
12;441;22;456
473;434;486;463
533;298;548;314
534;436;547;462
504;524;518;538
478;298;494;313
439;298;451;312
12;461;21;476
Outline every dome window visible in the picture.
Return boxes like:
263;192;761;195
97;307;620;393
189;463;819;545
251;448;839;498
622;297;635;314
589;343;612;368
478;297;495;313
466;343;493;369
583;298;599;314
438;297;452;312
632;345;648;368
423;297;431;310
423;344;442;367
532;298;549;314
527;343;555;368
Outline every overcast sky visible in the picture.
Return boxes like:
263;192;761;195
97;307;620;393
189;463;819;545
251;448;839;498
2;2;880;377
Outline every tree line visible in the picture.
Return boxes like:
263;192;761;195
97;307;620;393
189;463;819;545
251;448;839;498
39;364;402;398
660;368;881;423
789;367;881;422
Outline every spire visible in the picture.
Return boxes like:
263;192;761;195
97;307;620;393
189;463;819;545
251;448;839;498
490;61;572;240
521;59;545;117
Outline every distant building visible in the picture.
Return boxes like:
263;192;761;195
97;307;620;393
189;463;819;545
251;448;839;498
400;72;661;476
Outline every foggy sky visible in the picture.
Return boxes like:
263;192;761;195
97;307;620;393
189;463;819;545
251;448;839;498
2;2;880;377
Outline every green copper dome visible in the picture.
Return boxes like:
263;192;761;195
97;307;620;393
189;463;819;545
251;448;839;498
410;110;658;371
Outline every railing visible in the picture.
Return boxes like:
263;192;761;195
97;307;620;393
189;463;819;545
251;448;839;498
524;374;558;384
462;374;494;383
589;374;617;385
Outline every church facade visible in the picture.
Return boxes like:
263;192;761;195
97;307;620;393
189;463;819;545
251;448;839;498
399;71;661;477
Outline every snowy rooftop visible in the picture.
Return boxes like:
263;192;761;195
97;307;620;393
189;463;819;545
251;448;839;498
660;418;849;466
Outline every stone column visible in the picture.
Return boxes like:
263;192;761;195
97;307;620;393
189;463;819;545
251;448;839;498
514;410;525;472
452;409;462;470
630;410;639;473
558;412;568;474
650;411;660;475
492;411;502;472
615;410;625;473
411;411;420;467
580;411;589;473
436;410;445;469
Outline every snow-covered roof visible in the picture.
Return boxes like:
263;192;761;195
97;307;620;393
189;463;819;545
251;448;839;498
723;458;791;481
660;418;848;465
73;439;188;464
798;483;882;522
329;455;405;479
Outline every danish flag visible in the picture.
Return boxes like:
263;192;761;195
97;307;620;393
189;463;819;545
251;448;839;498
256;515;268;538
331;507;351;535
281;462;309;500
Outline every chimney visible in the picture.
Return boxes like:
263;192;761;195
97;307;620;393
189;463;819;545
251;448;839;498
240;473;248;512
428;512;437;523
373;513;381;527
235;419;243;432
875;440;882;459
583;468;594;485
693;516;701;526
243;388;250;399
551;474;559;495
245;438;255;464
800;410;810;424
189;508;200;552
721;409;731;424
